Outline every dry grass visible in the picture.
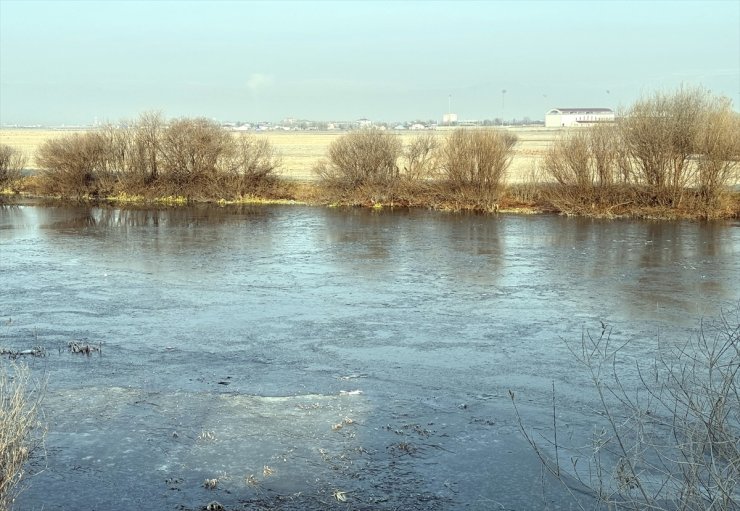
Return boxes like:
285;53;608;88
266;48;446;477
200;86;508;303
0;362;44;510
0;127;556;183
3;121;737;218
0;130;87;165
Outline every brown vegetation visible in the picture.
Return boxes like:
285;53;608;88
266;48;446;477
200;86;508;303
402;132;439;181
543;87;740;218
34;114;283;201
0;363;43;510
5;87;739;218
0;144;27;192
312;130;441;208
436;129;518;210
36;131;118;198
314;130;402;191
439;129;517;193
312;128;518;211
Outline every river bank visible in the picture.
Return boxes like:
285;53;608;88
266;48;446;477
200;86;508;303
2;127;738;220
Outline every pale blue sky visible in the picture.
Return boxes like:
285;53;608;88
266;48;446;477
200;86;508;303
1;0;738;125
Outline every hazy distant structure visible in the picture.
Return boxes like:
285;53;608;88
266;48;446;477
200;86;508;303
356;118;372;128
545;108;614;128
443;94;458;126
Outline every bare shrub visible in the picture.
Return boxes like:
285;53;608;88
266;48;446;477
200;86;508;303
0;145;27;191
96;124;134;191
33;114;282;201
543;88;738;217
402;133;439;181
542;124;634;215
623;87;704;193
695;100;740;208
217;134;282;198
314;130;402;191
438;129;517;204
512;306;740;510
121;111;164;188
618;86;739;208
544;124;626;188
157;119;282;198
158;118;231;195
36;132;116;198
35;119;162;198
544;130;594;189
0;363;44;510
590;124;623;186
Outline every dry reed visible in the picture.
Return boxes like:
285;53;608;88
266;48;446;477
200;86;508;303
512;305;740;510
0;362;44;510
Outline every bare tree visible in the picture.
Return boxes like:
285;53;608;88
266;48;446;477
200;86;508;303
439;129;517;202
314;130;402;191
402;133;439;181
218;134;282;197
0;144;27;191
158;117;231;194
620;86;708;205
36;132;113;198
695;99;740;207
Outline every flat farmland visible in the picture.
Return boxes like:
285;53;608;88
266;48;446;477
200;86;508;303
0;129;89;164
0;127;562;183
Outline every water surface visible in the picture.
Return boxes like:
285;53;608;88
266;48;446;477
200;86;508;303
1;203;738;509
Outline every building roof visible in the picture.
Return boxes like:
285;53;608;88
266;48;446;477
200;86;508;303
547;108;614;115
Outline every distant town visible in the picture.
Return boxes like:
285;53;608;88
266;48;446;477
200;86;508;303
220;115;547;132
1;108;619;131
1;117;542;131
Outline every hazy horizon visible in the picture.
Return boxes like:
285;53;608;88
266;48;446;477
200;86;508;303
1;0;738;126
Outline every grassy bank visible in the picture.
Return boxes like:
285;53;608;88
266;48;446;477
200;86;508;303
5;175;738;220
2;88;738;220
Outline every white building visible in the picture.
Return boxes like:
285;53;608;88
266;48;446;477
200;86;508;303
545;108;615;128
442;113;458;125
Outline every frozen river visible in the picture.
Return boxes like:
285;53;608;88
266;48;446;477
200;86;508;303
1;203;738;510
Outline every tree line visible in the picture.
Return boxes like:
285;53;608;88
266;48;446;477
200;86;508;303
542;86;739;217
1;86;738;218
2;113;282;200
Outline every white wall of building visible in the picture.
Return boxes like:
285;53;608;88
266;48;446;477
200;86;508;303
545;109;615;128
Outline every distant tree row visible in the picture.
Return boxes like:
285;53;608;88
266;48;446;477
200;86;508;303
3;86;738;218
